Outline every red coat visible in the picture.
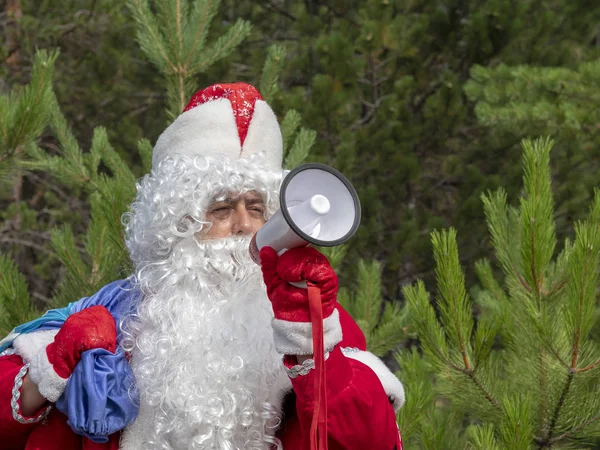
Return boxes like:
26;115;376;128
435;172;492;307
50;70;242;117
0;306;403;450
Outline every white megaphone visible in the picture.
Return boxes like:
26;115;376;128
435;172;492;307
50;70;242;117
249;163;361;266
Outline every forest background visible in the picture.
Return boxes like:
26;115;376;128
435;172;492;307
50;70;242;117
2;0;600;448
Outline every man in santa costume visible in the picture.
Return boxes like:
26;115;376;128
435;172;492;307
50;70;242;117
0;83;404;450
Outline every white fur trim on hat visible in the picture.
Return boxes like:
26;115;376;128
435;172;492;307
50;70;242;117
242;100;282;168
28;346;68;403
152;98;282;171
12;329;59;364
271;308;342;355
343;349;405;412
152;98;241;169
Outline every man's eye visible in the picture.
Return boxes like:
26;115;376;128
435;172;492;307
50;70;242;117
210;206;231;215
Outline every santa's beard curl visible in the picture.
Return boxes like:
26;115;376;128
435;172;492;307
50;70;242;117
119;155;288;449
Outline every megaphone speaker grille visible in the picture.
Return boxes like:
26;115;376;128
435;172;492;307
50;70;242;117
280;163;361;246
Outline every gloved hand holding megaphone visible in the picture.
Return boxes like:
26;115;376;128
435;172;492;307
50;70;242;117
249;163;361;450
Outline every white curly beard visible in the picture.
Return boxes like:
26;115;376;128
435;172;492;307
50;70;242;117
120;236;290;450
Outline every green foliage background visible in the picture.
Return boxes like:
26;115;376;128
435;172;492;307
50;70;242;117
3;1;600;300
2;0;600;448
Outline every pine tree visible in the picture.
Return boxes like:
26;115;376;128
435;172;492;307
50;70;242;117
465;59;600;241
228;0;600;300
0;49;59;332
400;137;600;449
0;1;165;304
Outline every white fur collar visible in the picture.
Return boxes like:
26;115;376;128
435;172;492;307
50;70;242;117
342;348;405;412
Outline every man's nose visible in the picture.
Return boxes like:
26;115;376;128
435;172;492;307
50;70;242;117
232;207;254;235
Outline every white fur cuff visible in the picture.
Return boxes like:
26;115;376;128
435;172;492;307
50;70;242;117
342;348;405;412
28;347;68;403
12;329;59;364
271;308;342;355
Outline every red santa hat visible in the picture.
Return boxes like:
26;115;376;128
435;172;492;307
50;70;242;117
152;83;283;171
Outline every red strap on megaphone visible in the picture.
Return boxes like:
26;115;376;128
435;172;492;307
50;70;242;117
307;282;328;450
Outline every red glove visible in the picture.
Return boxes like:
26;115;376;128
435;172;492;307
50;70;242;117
28;305;117;402
259;246;342;355
260;246;338;322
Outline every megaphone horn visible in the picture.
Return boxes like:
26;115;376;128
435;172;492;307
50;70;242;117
250;163;361;265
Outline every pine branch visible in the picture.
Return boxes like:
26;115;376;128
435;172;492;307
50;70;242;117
519;138;556;293
432;229;473;370
260;45;285;104
261;0;297;21
128;0;176;72
0;50;58;159
284;128;316;169
529;220;539;297
50;226;88;283
547;413;600;444
499;395;535;450
571;267;588;369
404;280;449;363
0;254;39;333
46;93;92;186
576;358;600;373
464;369;501;412
183;0;219;70
8;51;57;151
474;259;506;304
481;188;520;282
137;138;154;173
517;273;533;293
155;0;187;61
367;302;407;356
92;127;135;184
176;71;185;114
280;109;302;155
542;277;567;297
0;237;53;256
88;225;106;286
547;344;569;369
405;274;501;413
472;316;500;371
318;245;347;270
0;96;8;153
190;19;251;73
567;221;600;368
355;260;381;331
468;424;501;450
538;369;575;448
175;0;183;57
539;348;549;437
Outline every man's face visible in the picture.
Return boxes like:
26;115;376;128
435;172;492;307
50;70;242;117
201;191;266;239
